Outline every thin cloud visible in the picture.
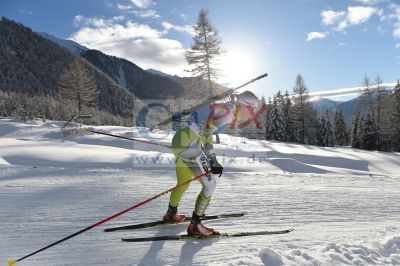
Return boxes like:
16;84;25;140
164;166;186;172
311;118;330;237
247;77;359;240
69;16;188;75
391;4;400;38
306;31;328;41
131;0;152;9
130;10;161;19
162;22;194;36
117;4;133;11
116;1;160;19
180;14;188;21
18;9;33;15
73;15;125;28
321;10;345;25
354;0;388;5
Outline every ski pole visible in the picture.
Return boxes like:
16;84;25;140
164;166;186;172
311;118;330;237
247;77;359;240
82;127;172;148
7;172;208;266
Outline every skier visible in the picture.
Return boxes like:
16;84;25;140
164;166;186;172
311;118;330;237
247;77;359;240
163;91;261;236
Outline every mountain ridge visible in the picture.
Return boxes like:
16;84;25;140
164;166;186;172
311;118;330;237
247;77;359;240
3;17;391;130
39;32;88;55
0;17;145;123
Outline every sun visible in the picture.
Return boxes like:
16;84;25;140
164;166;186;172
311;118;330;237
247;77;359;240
219;48;257;87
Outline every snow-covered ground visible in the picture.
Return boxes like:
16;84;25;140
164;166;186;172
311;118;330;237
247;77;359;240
1;118;400;265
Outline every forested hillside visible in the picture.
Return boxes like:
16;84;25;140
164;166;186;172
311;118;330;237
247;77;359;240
0;18;228;126
81;50;184;99
0;18;144;125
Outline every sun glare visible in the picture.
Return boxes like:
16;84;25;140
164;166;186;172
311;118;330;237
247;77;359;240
219;48;256;87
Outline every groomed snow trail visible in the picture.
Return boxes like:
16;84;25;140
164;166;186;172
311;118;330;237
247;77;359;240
1;119;400;265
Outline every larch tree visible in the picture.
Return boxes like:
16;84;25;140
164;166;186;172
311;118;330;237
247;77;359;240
186;9;223;97
373;75;392;150
186;9;224;143
360;75;375;123
290;74;316;144
58;58;99;114
374;75;384;150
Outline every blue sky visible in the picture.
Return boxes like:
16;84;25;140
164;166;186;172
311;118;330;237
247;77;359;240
1;0;400;99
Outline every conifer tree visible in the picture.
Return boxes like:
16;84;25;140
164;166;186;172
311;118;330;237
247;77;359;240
318;109;334;147
58;58;99;113
390;80;400;151
351;112;361;148
359;115;366;149
267;95;286;141
361;76;375;123
282;91;293;142
265;98;271;139
290;74;317;144
373;75;392;150
363;113;377;150
276;90;285;106
373;76;392;150
186;9;223;97
260;96;268;140
186;9;223;143
333;110;349;146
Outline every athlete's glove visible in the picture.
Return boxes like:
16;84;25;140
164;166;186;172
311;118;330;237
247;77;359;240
203;143;223;177
210;156;223;177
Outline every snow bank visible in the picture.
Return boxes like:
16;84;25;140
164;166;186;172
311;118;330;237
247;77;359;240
0;119;399;177
323;234;400;265
272;233;400;265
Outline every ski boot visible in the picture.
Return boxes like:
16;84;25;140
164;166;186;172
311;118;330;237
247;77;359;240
163;204;186;222
187;212;216;236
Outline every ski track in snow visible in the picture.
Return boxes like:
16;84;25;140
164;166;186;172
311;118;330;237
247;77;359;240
1;119;400;266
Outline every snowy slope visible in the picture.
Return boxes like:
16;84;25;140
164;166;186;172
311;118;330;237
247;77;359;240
39;32;88;54
1;118;400;265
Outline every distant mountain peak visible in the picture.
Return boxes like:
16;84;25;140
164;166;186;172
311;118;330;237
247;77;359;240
146;69;181;81
39;32;88;55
